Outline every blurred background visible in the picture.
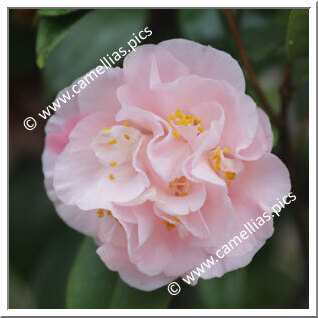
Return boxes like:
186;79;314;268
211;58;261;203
9;8;309;309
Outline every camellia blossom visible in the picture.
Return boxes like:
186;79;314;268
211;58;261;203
42;39;291;291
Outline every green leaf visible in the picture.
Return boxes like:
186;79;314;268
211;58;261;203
66;238;118;308
42;9;147;100
37;9;80;17
9;160;62;278
108;279;172;309
272;124;279;148
36;10;89;68
287;9;309;60
66;238;172;309
178;9;224;44
242;267;298;308
31;228;82;308
196;269;247;308
169;269;246;309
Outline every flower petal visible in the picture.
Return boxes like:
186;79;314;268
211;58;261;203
159;38;245;92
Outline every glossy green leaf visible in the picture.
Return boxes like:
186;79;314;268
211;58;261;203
66;238;172;309
287;9;309;60
9;160;62;277
42;9;147;100
108;279;172;309
169;269;246;309
196;269;246;308
31;228;82;308
37;9;80;17
36;10;89;68
66;238;118;309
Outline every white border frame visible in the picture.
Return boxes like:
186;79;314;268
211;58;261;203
3;1;316;316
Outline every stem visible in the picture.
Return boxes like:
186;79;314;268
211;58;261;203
224;9;281;127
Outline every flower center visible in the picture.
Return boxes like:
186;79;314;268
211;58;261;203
96;209;121;226
209;147;243;187
164;217;180;231
90;122;143;181
169;176;192;197
167;109;204;138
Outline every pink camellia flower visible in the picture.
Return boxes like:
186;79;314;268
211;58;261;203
42;39;291;291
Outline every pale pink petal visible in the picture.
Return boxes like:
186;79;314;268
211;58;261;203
97;242;175;291
190;159;236;246
44;87;80;135
126;214;208;277
117;105;192;183
230;153;291;211
154;182;206;215
45;114;86;154
159;38;245;92
53;113;149;210
148;131;191;182
117;44;189;117
237;108;274;160
42;150;100;238
123;44;189;85
218;93;258;157
78;67;124;115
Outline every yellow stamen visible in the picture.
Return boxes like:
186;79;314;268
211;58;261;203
106;210;112;215
223;147;230;153
175;109;182;117
176;119;186;125
214;161;221;171
164;220;175;231
169;176;192;197
124;121;129;127
110;162;117;167
196;118;201;124
109;173;115;180
109;139;117;145
168;115;175;120
198;125;204;133
172;216;180;222
185;119;193;125
168;120;172;126
97;209;104;218
225;172;236;180
102;127;112;131
172;131;180;138
124;134;130;140
212;149;222;171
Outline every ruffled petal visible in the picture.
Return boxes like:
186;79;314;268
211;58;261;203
53;113;149;210
159;38;245;92
230;153;291;211
78;67;124;115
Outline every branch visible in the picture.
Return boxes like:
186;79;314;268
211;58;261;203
224;9;281;127
279;62;309;283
